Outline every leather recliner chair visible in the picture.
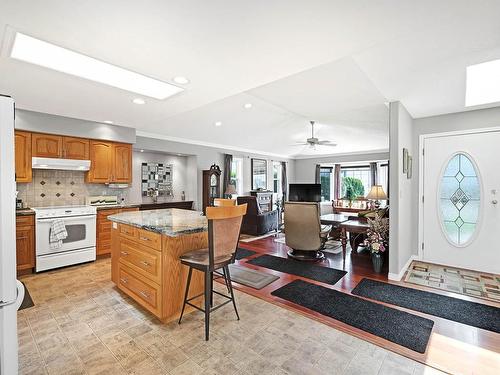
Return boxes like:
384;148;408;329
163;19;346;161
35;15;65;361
236;196;278;236
284;201;331;260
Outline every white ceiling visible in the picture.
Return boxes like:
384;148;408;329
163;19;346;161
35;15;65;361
1;0;500;158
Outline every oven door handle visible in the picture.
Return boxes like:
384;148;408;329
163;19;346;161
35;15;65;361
36;215;96;223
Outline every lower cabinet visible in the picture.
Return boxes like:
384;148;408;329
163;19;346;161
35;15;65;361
16;215;35;274
97;207;138;256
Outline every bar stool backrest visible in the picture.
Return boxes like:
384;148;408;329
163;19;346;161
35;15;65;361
205;204;247;270
213;198;237;207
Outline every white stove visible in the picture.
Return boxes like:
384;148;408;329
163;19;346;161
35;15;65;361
33;205;97;272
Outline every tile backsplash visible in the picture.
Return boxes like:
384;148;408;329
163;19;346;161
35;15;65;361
17;170;130;207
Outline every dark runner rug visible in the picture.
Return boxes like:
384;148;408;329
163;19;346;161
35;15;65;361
247;254;346;285
352;278;500;334
235;247;257;260
271;279;434;353
19;282;34;310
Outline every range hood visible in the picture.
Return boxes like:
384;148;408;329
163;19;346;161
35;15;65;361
32;157;91;171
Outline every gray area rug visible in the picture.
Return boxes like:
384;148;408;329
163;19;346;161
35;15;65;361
228;264;279;289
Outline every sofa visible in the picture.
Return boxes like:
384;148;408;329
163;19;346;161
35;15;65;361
236;196;278;236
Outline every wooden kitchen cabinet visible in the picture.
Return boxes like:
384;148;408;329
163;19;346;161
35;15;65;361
87;140;113;183
112;143;132;183
87;141;132;184
32;133;63;158
63;136;89;159
16;215;35;274
15;131;32;182
97;207;138;256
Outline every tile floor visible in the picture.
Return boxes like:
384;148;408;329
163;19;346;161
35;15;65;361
18;259;445;375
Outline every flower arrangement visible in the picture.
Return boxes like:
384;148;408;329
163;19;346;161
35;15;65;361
364;212;389;254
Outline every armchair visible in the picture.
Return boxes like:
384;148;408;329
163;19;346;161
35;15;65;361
236;196;278;236
284;202;330;260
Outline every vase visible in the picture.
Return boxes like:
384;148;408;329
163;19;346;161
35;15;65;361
371;252;384;273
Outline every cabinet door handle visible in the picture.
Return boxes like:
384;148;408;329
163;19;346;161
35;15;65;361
16;236;28;240
120;251;128;256
140;260;150;267
139;236;151;241
139;291;149;299
120;278;128;284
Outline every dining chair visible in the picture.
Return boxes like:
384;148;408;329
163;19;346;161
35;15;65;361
178;203;247;340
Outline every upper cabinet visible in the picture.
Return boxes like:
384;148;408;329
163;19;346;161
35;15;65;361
86;141;132;184
15;131;132;184
32;133;62;158
87;141;113;183
15;131;32;183
63;137;89;159
113;143;132;183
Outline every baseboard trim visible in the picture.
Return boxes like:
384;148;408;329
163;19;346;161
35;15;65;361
388;255;418;281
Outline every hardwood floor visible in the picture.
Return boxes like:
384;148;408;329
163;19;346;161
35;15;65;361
231;233;500;375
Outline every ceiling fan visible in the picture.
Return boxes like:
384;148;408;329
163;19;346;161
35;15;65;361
294;121;337;148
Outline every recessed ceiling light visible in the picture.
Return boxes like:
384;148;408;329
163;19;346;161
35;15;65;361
140;149;144;153
466;58;500;107
214;121;222;127
133;98;146;105
173;76;190;85
103;120;113;124
10;32;184;100
243;103;252;109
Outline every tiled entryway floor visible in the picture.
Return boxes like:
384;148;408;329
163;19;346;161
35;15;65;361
18;259;444;375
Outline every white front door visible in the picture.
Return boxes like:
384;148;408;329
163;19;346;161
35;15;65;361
422;130;500;274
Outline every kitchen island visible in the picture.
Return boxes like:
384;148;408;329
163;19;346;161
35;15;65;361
108;208;208;322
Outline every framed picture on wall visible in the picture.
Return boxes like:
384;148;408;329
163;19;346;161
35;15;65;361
251;158;267;190
403;148;409;173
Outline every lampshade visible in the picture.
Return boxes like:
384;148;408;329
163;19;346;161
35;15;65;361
366;185;387;200
225;184;237;195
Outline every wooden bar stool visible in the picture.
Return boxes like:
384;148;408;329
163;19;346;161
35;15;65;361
213;198;237;206
178;204;247;340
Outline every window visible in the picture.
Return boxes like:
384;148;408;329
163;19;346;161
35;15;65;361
340;166;371;198
273;162;282;196
379;162;389;198
230;157;243;195
440;153;480;246
320;167;332;201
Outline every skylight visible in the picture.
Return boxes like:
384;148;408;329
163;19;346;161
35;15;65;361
10;32;184;100
465;58;500;107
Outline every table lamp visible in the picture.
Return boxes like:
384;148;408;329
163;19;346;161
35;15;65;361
366;185;387;209
225;184;237;199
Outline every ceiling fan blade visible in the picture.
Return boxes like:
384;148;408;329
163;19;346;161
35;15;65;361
291;142;309;146
318;143;338;147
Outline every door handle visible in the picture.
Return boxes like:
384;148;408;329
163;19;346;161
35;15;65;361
492;200;498;205
140;260;150;267
120;251;128;256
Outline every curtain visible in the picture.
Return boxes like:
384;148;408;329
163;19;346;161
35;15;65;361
315;164;321;184
333;164;341;200
281;161;288;201
370;162;378;186
223;154;233;196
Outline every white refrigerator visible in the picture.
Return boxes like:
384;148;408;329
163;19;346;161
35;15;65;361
0;95;25;375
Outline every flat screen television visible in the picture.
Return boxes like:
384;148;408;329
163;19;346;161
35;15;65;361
288;183;321;202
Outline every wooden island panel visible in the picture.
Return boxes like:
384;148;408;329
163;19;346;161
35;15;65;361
111;222;206;322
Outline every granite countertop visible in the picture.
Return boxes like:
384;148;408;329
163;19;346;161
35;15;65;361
96;201;193;211
108;208;208;237
16;208;35;216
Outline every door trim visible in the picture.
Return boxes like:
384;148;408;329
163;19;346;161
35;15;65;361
418;126;500;260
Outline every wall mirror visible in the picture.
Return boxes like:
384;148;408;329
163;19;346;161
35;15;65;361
141;163;173;196
251;158;267;190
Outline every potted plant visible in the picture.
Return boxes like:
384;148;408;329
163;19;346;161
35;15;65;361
364;212;389;273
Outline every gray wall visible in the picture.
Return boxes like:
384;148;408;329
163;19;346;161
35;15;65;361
388;102;415;278
15;109;136;144
293;151;390;183
134;136;295;210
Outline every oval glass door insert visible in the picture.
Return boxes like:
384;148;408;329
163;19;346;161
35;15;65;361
440;153;481;246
